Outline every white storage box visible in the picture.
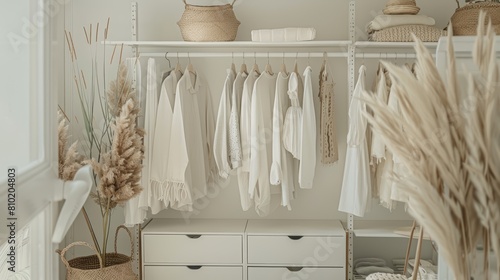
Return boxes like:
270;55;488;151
251;28;316;42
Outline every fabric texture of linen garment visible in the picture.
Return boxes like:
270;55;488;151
249;71;281;216
319;60;339;165
150;70;183;211
283;72;303;159
214;65;236;179
166;69;216;211
386;85;408;205
299;66;317;189
237;70;259;211
370;70;388;163
128;58;159;225
229;71;247;169
124;58;146;227
270;71;296;210
338;65;372;217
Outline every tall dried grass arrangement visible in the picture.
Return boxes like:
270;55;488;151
58;109;84;181
362;12;499;279
62;19;144;267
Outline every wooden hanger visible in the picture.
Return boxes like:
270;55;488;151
294;53;299;74
175;52;182;73
240;52;248;74
252;52;260;74
265;52;273;75
280;52;288;75
187;52;195;74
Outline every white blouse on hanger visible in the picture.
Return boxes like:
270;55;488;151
283;72;303;159
166;69;216;211
150;70;182;211
214;66;236;179
237;70;259;211
299;66;317;189
229;71;247;169
338;65;372;217
249;71;281;217
270;71;296;210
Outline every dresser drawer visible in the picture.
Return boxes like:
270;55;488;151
144;266;243;280
248;267;345;280
247;236;345;266
143;234;242;264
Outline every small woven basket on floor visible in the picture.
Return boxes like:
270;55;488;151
177;0;240;41
57;226;137;280
451;2;500;35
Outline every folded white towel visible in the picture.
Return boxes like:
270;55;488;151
356;266;395;276
367;15;436;32
356;261;388;269
251;28;316;42
355;258;387;267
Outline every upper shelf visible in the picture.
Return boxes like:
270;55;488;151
355;41;439;49
352;220;415;238
102;40;351;48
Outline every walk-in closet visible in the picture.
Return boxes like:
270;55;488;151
1;0;499;279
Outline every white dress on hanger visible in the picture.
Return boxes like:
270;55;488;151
228;71;247;169
214;66;236;179
249;71;281;216
124;57;146;226
150;70;182;212
283;72;303;159
338;65;372;217
299;66;317;189
270;71;295;210
237;70;259;211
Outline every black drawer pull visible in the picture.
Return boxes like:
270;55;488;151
187;266;202;270
186;235;202;239
287;267;304;272
288;235;304;240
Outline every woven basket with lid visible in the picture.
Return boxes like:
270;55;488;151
177;0;241;41
451;1;500;35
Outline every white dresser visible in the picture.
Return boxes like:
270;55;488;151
142;219;247;280
141;219;346;280
246;219;346;280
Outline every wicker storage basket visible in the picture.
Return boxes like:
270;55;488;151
177;0;240;42
57;226;137;280
451;2;500;35
370;25;445;42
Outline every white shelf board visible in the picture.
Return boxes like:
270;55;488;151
355;41;438;49
246;219;346;236
102;40;351;48
351;220;415;238
142;219;247;235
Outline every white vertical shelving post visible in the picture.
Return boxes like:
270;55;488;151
130;1;140;276
347;1;356;280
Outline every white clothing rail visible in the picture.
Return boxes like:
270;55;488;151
139;52;348;58
102;40;351;48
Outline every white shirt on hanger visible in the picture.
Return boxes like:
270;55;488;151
283;72;303;159
228;71;247;169
166;68;216;211
338;65;372;217
249;71;281;217
214;66;236;179
237;70;259;211
270;71;296;210
150;70;182;212
299;66;317;189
